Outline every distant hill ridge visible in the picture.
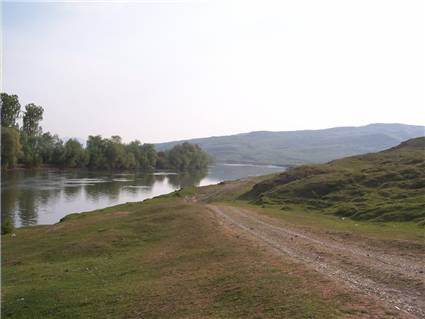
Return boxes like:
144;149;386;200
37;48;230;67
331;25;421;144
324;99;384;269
156;123;425;166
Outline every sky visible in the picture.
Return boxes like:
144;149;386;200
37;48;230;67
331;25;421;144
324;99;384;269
2;0;425;143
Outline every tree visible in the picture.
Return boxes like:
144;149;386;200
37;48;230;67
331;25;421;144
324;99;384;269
156;151;169;169
139;144;157;170
20;104;44;167
62;139;87;168
166;142;209;171
111;135;122;144
20;134;43;167
22;103;44;137
50;137;65;166
1;93;21;128
39;132;64;164
1;92;211;172
105;136;127;169
87;135;108;169
1;127;21;169
126;140;142;169
126;152;137;169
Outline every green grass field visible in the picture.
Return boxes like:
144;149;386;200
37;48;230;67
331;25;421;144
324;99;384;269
4;197;367;319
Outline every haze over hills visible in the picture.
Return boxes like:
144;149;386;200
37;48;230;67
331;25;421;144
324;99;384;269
156;123;425;166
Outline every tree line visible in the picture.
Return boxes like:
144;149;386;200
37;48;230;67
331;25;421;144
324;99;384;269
1;93;209;171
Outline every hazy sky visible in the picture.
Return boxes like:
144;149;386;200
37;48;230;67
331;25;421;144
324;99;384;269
3;0;424;143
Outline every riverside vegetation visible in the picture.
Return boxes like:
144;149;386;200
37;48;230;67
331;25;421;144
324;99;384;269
2;139;424;318
1;93;209;172
1;92;209;234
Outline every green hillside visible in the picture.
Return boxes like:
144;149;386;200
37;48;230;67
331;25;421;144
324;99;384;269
243;137;425;224
156;123;425;166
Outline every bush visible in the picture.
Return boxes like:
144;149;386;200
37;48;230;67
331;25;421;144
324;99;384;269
1;217;14;235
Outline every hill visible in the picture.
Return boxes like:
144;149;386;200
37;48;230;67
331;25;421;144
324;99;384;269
242;137;425;224
4;142;425;318
156;123;424;166
4;176;424;318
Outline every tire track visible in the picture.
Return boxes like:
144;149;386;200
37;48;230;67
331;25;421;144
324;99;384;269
207;204;425;318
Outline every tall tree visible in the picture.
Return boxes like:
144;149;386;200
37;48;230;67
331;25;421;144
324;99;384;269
105;136;126;169
87;135;108;169
22;104;44;137
1;93;21;128
20;104;44;167
1;127;21;169
126;140;142;169
20;134;43;167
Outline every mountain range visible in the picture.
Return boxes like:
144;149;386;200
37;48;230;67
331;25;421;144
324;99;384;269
156;123;425;166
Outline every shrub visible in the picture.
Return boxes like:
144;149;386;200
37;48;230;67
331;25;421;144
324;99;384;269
1;217;14;235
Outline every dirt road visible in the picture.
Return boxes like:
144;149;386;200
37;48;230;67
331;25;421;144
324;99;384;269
207;204;425;319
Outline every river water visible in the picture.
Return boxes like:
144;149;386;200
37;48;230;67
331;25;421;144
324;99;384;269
1;164;285;227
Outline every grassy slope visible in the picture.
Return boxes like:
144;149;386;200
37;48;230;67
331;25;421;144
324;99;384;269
242;137;425;224
3;139;424;318
227;201;425;242
3;197;367;319
156;124;425;165
177;177;424;243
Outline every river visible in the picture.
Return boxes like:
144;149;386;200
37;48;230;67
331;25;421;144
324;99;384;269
1;164;285;227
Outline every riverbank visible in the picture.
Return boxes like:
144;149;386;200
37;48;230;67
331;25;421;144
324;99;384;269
1;164;172;172
3;177;424;318
1;164;285;228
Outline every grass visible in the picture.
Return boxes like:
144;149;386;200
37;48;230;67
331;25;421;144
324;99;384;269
243;137;425;224
225;200;425;242
3;196;356;319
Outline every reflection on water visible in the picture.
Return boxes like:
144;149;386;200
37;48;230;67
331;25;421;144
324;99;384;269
1;164;285;227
